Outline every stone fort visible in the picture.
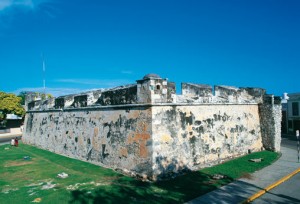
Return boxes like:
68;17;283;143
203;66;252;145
23;74;281;181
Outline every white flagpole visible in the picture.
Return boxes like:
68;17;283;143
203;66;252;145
41;53;46;96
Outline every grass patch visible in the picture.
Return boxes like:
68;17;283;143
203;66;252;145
0;143;279;204
201;151;280;179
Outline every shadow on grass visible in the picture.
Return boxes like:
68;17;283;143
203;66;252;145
68;171;234;204
67;150;279;203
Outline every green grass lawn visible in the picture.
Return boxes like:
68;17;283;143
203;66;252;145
0;143;279;204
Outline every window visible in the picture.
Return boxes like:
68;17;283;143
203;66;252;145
292;102;299;116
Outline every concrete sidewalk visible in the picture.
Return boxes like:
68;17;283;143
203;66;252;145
187;138;300;204
0;132;22;138
0;127;22;138
0;130;22;145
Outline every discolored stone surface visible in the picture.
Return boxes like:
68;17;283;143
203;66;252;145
23;74;281;180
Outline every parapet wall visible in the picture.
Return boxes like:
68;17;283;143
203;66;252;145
23;74;281;180
180;83;266;104
26;81;267;112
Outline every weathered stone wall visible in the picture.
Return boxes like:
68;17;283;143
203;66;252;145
96;84;137;105
182;83;213;98
23;74;281;180
137;75;176;104
259;95;282;152
178;84;266;104
24;103;264;180
151;104;262;180
23;106;153;178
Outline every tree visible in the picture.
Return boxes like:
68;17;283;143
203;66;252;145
18;91;53;105
0;91;25;117
18;91;27;105
40;92;53;100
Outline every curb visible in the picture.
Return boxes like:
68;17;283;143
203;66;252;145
0;134;22;139
241;167;300;203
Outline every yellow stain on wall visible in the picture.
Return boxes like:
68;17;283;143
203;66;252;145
92;127;99;149
187;125;193;133
119;147;128;157
161;134;173;143
127;130;151;158
94;127;99;137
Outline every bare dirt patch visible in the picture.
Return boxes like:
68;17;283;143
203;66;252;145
4;160;34;167
240;172;253;180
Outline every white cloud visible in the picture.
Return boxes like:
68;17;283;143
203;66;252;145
12;87;85;97
0;0;57;33
11;78;134;98
55;79;133;88
0;0;12;10
0;0;55;12
0;0;34;11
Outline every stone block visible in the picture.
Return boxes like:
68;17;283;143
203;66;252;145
182;83;213;97
72;95;87;108
55;98;64;109
215;85;239;102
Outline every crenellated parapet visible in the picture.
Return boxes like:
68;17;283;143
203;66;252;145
182;83;213;98
214;85;265;103
180;83;266;104
96;84;137;106
26;74;273;111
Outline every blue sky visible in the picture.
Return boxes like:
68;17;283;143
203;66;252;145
0;0;299;97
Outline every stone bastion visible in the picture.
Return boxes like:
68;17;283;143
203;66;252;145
23;74;282;181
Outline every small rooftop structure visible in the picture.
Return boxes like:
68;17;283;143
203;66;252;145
143;73;161;80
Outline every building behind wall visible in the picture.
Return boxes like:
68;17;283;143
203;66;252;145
286;93;300;134
23;74;282;181
281;93;288;134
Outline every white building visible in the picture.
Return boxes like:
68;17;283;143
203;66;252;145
286;93;300;134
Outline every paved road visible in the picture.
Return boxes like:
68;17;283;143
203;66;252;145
281;135;299;150
252;173;300;204
188;136;300;204
252;137;300;204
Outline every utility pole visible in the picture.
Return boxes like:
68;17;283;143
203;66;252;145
296;130;300;163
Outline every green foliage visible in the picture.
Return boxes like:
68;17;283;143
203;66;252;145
0;111;4;120
17;91;27;105
0;143;279;204
42;93;53;100
0;119;7;128
17;91;54;106
200;151;279;179
0;91;25;117
47;93;53;99
34;92;53;100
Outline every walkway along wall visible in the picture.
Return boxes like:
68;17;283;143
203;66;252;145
23;74;281;180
